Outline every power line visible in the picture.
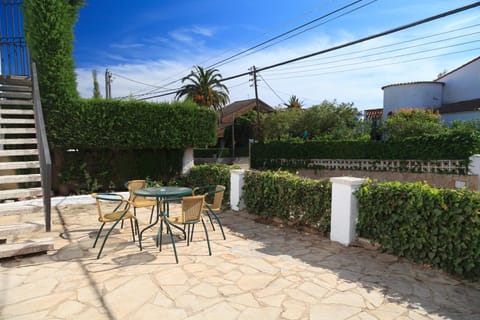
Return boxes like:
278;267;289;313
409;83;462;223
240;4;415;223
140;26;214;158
264;37;480;76
286;23;480;66
219;2;480;83
117;0;338;99
257;74;287;105
138;2;480;101
214;0;379;69
263;48;480;80
209;0;372;69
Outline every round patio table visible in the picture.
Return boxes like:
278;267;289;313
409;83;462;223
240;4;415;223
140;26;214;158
134;186;192;251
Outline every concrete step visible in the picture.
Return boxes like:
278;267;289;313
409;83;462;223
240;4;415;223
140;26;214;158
0;174;41;184
0;238;54;259
0;128;36;134
0;99;33;106
0;84;32;92
0;222;44;239
0;118;35;125
0;203;42;216
0;91;32;99
0;75;31;87
0;100;33;106
0;149;38;157
0;161;40;170
0;138;37;145
0;109;34;115
0;187;42;201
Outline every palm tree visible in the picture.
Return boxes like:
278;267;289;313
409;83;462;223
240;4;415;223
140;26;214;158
176;66;230;111
284;95;304;109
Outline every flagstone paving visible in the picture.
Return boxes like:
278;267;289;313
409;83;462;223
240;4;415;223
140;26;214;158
1;203;479;319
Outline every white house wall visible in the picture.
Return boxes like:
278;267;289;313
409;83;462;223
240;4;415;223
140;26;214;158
383;82;443;118
439;60;480;104
441;111;480;124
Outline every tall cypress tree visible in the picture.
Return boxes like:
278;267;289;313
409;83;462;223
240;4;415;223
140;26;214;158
23;0;84;107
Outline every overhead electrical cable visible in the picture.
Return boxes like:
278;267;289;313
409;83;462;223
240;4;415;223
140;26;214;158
137;2;480;101
213;0;379;68
207;0;367;69
219;2;480;83
265;32;480;74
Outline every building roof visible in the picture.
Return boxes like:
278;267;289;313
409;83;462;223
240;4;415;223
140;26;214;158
364;108;383;119
435;99;480;114
381;81;444;90
221;99;274;116
435;56;480;81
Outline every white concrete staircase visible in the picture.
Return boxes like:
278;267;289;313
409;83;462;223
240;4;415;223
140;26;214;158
0;75;42;202
0;75;52;258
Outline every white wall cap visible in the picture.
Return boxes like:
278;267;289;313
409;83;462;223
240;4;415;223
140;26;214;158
330;176;366;186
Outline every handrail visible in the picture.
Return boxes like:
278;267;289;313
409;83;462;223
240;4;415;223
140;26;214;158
31;61;52;232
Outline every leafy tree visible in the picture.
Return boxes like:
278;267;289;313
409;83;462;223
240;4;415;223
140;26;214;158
300;100;362;140
262;108;303;140
92;70;102;99
284;95;304;109
24;0;83;107
176;66;230;111
383;108;446;140
223;111;257;148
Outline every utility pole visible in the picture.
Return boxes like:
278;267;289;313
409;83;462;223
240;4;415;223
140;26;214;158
250;66;260;139
105;69;112;99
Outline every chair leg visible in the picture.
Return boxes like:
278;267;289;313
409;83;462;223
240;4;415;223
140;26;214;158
129;218;136;243
149;206;155;224
186;224;190;246
201;219;212;256
205;211;216;231
165;221;179;264
190;224;195;243
97;219;123;259
93;222;106;248
209;209;226;240
157;220;164;249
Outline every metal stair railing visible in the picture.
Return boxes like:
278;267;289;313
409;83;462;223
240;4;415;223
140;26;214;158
31;61;52;232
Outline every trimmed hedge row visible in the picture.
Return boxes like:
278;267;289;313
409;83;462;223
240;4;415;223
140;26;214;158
251;131;480;170
356;180;480;280
172;164;237;205
194;147;249;158
46;99;217;149
243;170;331;233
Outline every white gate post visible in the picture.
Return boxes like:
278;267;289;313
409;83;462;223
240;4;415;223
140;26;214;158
469;155;480;190
182;148;194;175
330;177;365;246
230;169;245;211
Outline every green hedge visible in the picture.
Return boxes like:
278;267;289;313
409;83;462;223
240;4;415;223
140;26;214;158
46;99;217;149
356;181;480;280
54;148;183;194
194;147;249;158
243;170;331;233
172;164;237;205
251;131;480;170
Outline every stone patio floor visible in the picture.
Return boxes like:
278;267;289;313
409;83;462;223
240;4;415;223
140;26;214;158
0;202;479;320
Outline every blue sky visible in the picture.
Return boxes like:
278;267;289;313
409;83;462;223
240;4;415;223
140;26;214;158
74;0;480;110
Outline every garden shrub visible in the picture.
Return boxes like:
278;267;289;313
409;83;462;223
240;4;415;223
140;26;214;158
356;180;480;280
172;164;237;205
243;170;331;233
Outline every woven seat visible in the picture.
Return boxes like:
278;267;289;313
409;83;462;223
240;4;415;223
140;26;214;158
157;195;211;263
193;185;226;240
92;193;139;259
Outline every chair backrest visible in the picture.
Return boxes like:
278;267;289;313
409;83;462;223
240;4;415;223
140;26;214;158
92;193;130;222
210;185;225;211
182;195;205;223
127;179;148;201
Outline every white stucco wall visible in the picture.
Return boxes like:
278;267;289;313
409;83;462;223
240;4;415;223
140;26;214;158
439;59;480;104
382;82;444;119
